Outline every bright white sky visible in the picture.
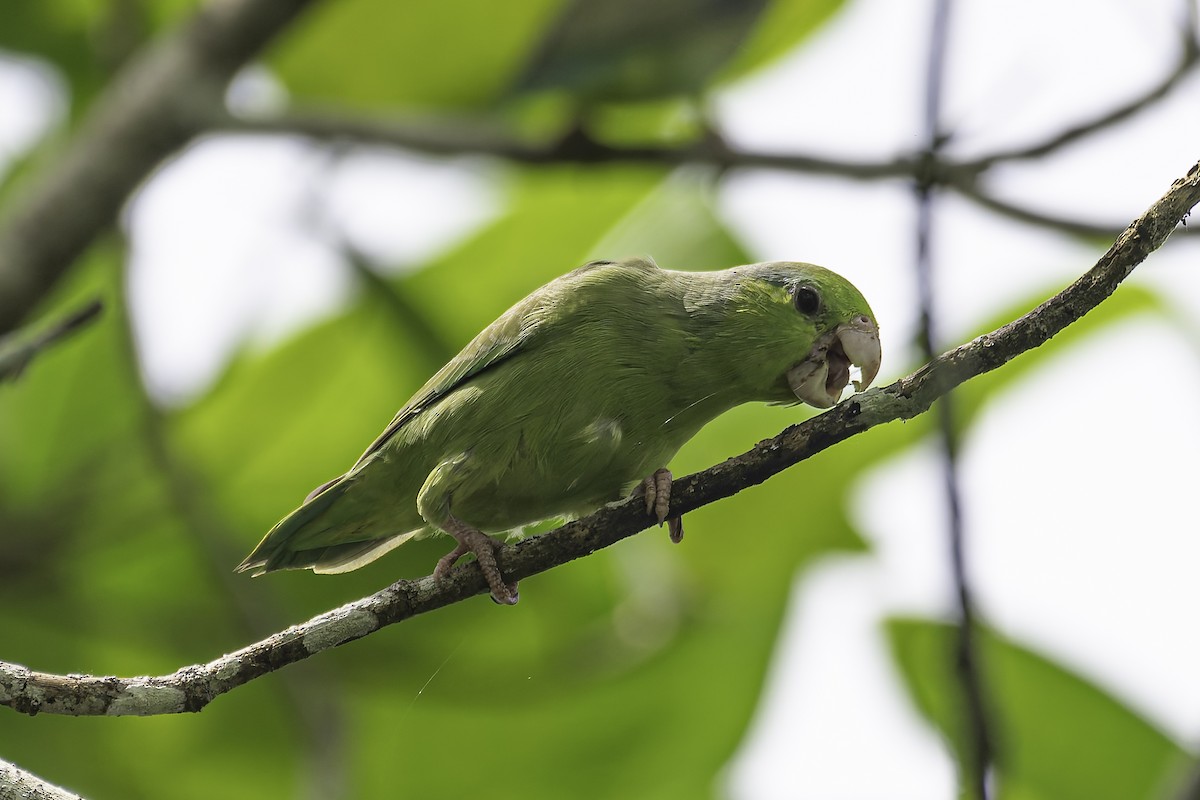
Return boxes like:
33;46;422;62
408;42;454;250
3;0;1200;797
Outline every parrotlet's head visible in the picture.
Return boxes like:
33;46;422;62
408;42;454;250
716;261;881;408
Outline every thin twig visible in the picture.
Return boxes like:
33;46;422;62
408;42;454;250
948;179;1122;239
221;110;921;179
0;159;1195;718
297;145;455;371
0;299;103;382
341;244;455;372
915;1;994;797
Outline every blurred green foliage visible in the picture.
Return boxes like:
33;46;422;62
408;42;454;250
889;619;1191;800
0;1;1193;799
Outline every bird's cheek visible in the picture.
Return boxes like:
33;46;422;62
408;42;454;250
787;358;836;408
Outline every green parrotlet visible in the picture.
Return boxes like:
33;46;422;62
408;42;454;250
237;257;881;604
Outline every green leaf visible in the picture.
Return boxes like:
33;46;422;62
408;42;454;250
0;1;195;113
270;0;559;109
887;618;1191;800
0;3;107;107
723;0;848;80
270;0;847;114
589;168;751;267
395;164;675;343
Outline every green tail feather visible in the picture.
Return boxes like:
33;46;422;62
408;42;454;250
237;477;424;575
236;478;352;576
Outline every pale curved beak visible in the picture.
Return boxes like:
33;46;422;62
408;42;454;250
786;314;881;408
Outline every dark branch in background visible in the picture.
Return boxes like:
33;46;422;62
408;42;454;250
220;103;1200;242
294;148;456;371
1177;755;1200;800
221;110;921;179
0;757;84;800
0;299;103;382
915;1;994;798
0;0;320;335
1;161;1195;718
946;178;1119;240
216;4;1200;242
341;245;456;372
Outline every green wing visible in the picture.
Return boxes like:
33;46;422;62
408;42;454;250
351;258;649;468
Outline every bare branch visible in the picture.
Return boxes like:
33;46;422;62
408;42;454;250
0;757;84;800
948;179;1123;239
0;0;320;336
220;109;920;179
961;17;1200;171
0;160;1195;718
0;299;103;382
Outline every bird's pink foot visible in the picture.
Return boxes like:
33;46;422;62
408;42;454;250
641;468;685;543
433;517;519;605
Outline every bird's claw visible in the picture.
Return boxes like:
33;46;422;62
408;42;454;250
643;468;671;522
667;516;684;544
433;542;470;581
434;519;519;605
642;468;685;543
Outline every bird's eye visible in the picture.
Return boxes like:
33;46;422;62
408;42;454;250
793;285;821;315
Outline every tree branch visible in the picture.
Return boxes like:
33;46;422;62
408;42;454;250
0;757;84;800
915;0;994;796
1;159;1195;718
947;178;1123;239
0;0;320;335
0;299;103;382
221;109;922;179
